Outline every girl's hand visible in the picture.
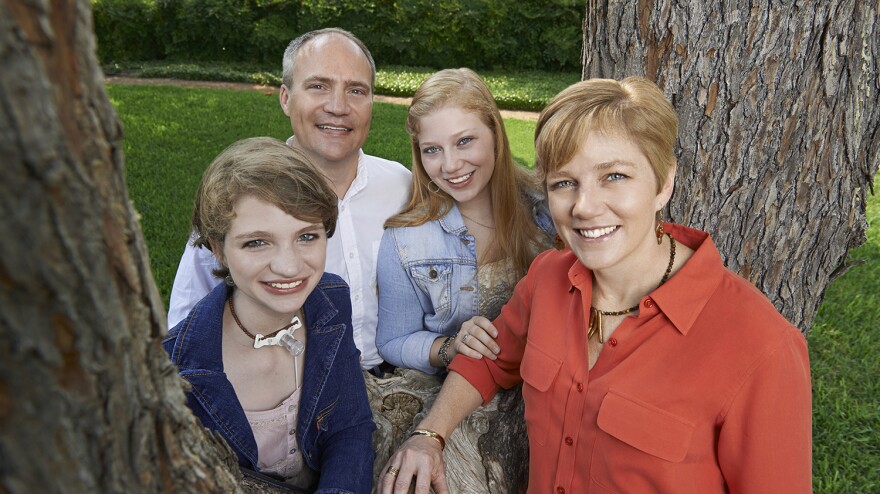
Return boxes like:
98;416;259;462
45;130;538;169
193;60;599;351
452;316;500;360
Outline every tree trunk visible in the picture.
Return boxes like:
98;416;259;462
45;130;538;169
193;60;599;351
582;0;880;333
0;1;252;492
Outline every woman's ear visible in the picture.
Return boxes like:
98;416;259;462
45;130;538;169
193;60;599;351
209;239;226;267
657;162;677;209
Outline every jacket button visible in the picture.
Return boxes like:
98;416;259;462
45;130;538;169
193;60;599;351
462;238;471;245
645;298;655;308
429;268;437;279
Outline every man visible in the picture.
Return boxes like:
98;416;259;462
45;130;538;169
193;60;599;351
167;28;412;371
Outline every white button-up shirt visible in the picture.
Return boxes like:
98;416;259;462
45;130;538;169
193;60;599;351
167;149;411;369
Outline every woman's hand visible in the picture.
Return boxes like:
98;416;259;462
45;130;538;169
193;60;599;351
452;316;500;360
378;435;449;494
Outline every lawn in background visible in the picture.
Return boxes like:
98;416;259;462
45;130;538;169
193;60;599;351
110;83;879;493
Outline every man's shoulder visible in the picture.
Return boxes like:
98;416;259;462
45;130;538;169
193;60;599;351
361;152;411;180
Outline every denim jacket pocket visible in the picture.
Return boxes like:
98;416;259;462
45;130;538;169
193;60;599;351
408;262;453;313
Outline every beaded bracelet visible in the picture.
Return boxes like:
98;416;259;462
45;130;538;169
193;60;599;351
410;429;446;450
438;334;456;367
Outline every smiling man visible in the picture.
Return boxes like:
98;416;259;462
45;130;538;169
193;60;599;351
167;29;412;372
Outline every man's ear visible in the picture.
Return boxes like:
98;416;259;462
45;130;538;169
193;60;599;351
279;85;292;117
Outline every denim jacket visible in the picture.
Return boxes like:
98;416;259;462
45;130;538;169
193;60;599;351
163;273;376;494
375;194;555;374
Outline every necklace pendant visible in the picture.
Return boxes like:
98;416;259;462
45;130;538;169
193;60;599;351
588;308;605;343
253;316;303;349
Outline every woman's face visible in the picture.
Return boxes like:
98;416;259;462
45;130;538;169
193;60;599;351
546;130;673;275
215;195;327;323
417;106;496;208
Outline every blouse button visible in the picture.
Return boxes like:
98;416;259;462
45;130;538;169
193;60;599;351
645;298;655;308
556;487;565;494
287;405;295;412
564;436;573;446
429;267;438;279
608;337;618;347
289;429;296;436
576;383;584;392
289;448;296;454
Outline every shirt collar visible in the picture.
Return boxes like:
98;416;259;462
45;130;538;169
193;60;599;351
437;203;470;236
344;150;368;200
565;224;725;336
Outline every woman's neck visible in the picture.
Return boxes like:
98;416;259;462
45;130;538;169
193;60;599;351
590;236;676;311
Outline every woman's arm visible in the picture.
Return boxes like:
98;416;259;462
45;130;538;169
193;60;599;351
378;372;483;494
718;330;812;493
375;230;445;373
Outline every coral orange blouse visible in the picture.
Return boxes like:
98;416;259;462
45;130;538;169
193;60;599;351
449;224;812;494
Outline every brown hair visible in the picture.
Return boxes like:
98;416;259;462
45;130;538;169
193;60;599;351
192;137;338;277
535;77;678;191
386;68;542;277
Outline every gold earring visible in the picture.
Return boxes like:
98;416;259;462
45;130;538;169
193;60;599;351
655;210;665;244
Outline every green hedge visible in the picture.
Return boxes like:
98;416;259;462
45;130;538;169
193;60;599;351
92;0;584;72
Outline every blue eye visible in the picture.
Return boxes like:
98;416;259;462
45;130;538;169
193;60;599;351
299;232;320;242
458;137;474;146
607;173;628;182
422;146;440;155
243;239;267;248
549;180;576;190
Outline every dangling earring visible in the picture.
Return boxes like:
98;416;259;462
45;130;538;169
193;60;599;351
655;210;665;245
554;234;566;251
428;181;441;194
224;274;235;287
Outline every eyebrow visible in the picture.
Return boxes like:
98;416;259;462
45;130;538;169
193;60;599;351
304;75;371;89
231;224;323;241
419;128;479;147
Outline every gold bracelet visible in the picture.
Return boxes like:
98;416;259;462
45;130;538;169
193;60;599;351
410;429;446;450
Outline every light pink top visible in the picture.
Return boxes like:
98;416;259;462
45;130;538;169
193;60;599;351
245;388;315;488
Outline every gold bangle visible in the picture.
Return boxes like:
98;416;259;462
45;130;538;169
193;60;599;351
410;429;446;450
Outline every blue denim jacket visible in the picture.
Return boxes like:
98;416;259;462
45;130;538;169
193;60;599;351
163;273;376;494
375;196;555;374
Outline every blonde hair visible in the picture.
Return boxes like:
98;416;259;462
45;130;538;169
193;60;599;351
535;77;678;191
386;68;542;277
192;137;338;277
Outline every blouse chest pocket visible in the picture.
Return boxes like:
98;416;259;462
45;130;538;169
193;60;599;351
408;262;454;313
519;342;562;446
596;390;694;461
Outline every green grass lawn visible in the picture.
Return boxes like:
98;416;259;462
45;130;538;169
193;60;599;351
109;83;879;493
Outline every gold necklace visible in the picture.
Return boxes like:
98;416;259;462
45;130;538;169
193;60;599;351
588;233;676;343
460;212;495;229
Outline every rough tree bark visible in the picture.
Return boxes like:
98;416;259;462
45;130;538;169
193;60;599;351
0;1;257;492
2;1;878;493
582;0;880;333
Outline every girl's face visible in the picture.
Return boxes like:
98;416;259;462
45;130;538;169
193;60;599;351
417;106;496;208
546;130;673;276
215;195;327;325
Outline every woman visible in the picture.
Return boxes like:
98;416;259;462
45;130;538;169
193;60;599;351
163;137;375;493
375;68;555;374
379;78;812;493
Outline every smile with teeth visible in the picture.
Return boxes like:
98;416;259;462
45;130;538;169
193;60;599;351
268;280;303;289
317;124;351;132
447;172;473;184
577;225;618;238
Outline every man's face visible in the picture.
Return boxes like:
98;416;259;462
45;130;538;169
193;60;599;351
279;35;373;169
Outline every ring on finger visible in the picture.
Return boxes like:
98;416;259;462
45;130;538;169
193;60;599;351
387;466;400;477
461;333;470;344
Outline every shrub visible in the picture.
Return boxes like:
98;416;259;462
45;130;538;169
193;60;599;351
92;0;163;62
